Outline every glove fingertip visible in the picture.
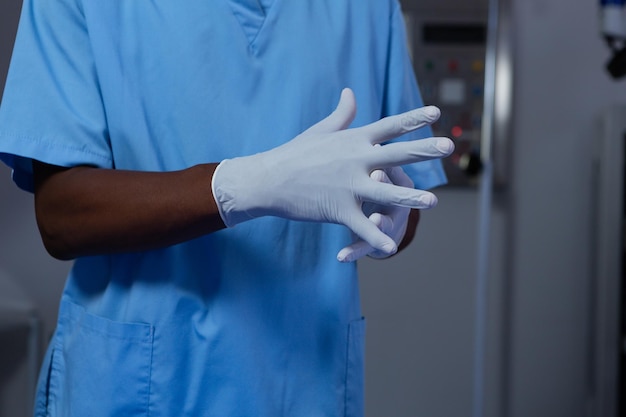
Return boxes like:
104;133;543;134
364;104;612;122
347;215;396;256
338;238;378;262
424;105;441;121
337;247;352;263
382;242;398;256
369;212;385;227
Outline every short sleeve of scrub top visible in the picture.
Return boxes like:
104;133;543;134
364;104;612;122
0;0;112;192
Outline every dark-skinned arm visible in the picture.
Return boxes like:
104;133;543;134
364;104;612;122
397;208;420;254
33;160;421;261
32;160;226;260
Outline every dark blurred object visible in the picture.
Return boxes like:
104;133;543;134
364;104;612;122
606;41;626;79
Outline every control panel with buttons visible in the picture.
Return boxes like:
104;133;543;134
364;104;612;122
404;17;488;186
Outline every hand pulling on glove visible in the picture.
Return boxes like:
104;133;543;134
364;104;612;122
211;88;453;260
336;165;415;263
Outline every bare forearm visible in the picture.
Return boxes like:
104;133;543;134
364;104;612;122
33;161;225;260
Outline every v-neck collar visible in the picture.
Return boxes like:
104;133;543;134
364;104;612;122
226;0;276;50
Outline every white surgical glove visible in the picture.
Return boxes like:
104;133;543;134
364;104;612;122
336;165;414;263
212;88;453;257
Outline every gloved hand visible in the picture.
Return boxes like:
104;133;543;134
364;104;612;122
336;165;414;263
211;88;453;257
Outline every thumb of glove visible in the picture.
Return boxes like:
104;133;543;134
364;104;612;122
305;88;357;134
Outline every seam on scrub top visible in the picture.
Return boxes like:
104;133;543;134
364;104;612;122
343;322;352;417
146;327;155;417
0;131;113;165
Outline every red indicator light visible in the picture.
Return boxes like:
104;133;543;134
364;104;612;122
451;126;463;138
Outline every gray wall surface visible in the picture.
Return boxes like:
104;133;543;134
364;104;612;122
1;0;625;417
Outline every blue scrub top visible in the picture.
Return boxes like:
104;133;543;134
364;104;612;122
0;1;446;416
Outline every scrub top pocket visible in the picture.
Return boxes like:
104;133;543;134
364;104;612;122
43;298;154;417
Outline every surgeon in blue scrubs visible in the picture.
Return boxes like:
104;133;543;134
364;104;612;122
0;0;452;416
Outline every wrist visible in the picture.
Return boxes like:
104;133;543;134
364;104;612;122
211;154;269;227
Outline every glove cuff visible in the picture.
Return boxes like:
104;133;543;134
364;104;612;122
211;159;255;227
